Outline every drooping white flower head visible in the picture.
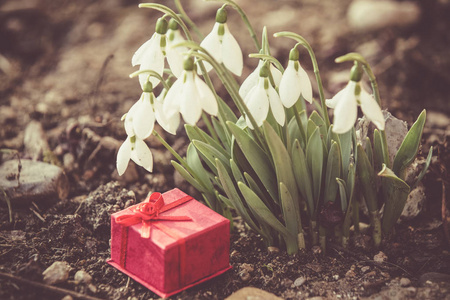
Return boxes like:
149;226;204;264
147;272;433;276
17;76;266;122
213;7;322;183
200;7;243;76
244;63;285;129
116;135;153;176
279;48;313;107
154;85;180;135
124;90;155;140
162;57;218;126
132;18;169;88
166;19;187;78
326;63;385;134
239;59;282;100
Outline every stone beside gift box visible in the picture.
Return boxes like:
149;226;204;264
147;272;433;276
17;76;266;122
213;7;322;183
108;188;231;298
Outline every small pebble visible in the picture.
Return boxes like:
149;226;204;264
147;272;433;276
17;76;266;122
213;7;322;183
42;261;70;285
74;270;92;284
346;270;356;278
61;296;73;300
361;266;370;273
294;276;306;287
239;269;251;282
333;274;339;280
400;277;411;287
268;246;280;254
240;263;254;273
281;278;293;288
374;251;388;263
312;245;322;255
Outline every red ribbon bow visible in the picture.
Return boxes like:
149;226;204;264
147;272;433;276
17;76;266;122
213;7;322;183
116;192;192;238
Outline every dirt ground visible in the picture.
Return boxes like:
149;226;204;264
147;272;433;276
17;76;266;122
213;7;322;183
0;0;449;299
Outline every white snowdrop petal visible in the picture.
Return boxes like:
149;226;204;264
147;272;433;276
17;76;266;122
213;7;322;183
270;64;283;87
133;139;153;172
117;138;132;176
180;73;202;125
124;100;140;137
133;95;155;139
267;84;286;125
200;23;222;72
162;76;183;117
332;82;358;134
359;88;385;131
222;24;243;76
132;35;155;66
167;31;187;78
245;80;269;128
279;63;301;108
138;35;165;88
195;76;218;116
326;83;351;109
298;66;313;103
239;62;261;99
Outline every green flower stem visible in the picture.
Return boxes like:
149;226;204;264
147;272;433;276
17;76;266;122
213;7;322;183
274;32;331;129
369;210;382;248
249;53;285;73
292;106;307;147
129;69;171;90
201;112;220;142
319;225;327;252
206;0;261;51
311;220;318;245
173;0;204;39
139;3;193;41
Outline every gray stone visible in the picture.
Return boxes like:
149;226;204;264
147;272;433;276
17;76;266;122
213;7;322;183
42;261;70;285
374;251;388;263
74;270;92;284
0;159;69;206
401;184;425;220
348;0;421;32
294;276;307;287
419;272;450;287
400;277;411;287
24;120;51;161
225;287;283;300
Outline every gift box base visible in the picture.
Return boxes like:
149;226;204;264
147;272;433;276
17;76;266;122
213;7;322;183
107;259;231;298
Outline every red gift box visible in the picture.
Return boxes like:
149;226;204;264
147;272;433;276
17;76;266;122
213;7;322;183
107;188;231;298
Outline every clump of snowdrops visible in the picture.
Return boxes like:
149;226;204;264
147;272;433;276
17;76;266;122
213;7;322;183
117;0;432;254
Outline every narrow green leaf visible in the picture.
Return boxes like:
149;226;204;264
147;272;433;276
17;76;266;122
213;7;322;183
339;129;352;177
365;137;373;167
227;121;278;200
243;172;273;210
212;116;231;152
306;119;317;141
336;178;348;212
324;141;341;203
310;111;327;141
346;163;356;207
193;140;230;175
230;158;245;184
373;129;384;172
171;161;206;194
292;139;314;216
393;109;427;177
263;122;300;203
280;182;299;237
379;164;411;234
306;127;323;206
185;124;229;159
238;182;298;254
412;146;433;188
356;144;378;212
217;96;237;123
185;144;214;191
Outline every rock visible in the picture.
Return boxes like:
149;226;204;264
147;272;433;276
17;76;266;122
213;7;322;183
240;263;254;273
225;287;283;300
42;261;70;285
24;120;51;161
401;184;426;220
293;276;307;287
348;0;421;32
74;270;92;284
374;251;388;263
400;277;411;287
361;266;370;273
61;296;73;300
419;272;450;287
0;159;69;206
267;246;280;254
239;269;251;282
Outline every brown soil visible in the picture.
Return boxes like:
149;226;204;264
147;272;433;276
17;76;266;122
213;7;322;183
1;0;449;299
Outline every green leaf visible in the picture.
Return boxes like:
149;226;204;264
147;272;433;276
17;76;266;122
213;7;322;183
230;158;245;184
212;116;231;152
379;164;411;234
280;182;300;237
185;144;214;191
310;111;327;141
324;141;341;203
263;121;300;204
339;129;352;177
192;140;230;175
365;137;373;167
336;178;348;212
171;161;206;195
356;144;378;213
185;124;230;159
217;96;237;123
373;129;384;172
393;109;427;178
243;172;273;210
306;119;317;142
412;146;433;188
292;139;314;215
227;121;278;200
216;158;261;233
238;182;297;254
306;127;323;206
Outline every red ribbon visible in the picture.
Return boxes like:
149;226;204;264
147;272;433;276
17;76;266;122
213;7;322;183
116;192;193;238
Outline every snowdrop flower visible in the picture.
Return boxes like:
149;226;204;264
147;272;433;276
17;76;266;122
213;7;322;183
239;59;282;100
166;19;187;78
163;57;218;126
244;64;285;129
132;18;185;87
124;90;155;140
117;135;153;175
279;48;313;107
326;64;385;134
154;85;180;135
200;7;243;76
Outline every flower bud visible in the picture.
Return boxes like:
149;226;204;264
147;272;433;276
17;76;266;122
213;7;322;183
215;7;228;24
155;18;168;35
350;62;363;82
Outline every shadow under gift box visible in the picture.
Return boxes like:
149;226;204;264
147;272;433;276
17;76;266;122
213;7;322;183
107;188;231;298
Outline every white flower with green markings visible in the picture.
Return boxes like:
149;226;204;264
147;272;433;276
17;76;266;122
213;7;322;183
200;7;243;76
116;135;153;175
239;60;282;100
